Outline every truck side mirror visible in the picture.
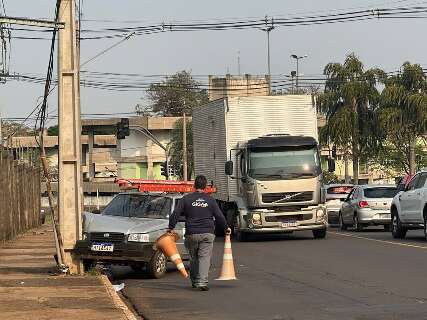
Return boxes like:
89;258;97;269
328;158;335;173
225;161;234;176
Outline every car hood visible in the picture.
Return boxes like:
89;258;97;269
83;212;169;235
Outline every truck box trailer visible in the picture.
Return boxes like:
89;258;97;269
193;95;327;240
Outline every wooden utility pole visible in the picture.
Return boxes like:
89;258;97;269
182;113;188;181
58;0;83;274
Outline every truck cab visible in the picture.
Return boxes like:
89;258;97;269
225;135;327;240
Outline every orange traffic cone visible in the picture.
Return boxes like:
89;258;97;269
216;233;237;280
155;232;189;278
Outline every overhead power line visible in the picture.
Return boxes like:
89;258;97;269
9;5;427;41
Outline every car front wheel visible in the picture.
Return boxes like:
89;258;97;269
424;215;427;241
391;213;407;239
339;212;347;231
147;250;167;279
354;215;364;232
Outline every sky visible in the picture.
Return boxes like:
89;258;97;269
0;0;426;125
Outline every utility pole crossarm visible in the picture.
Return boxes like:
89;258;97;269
0;16;65;29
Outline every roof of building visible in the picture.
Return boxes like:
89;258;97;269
11;135;117;148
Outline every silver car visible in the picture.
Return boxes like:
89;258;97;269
74;192;188;278
339;185;399;232
324;184;353;225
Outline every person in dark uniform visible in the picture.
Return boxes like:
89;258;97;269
168;175;230;291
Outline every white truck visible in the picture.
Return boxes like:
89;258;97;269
193;95;327;241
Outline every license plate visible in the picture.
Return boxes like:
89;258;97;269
91;243;114;252
281;221;297;228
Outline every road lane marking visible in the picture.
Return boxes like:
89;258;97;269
331;232;427;250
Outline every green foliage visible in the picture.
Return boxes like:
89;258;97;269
141;71;208;116
47;125;59;136
372;141;427;175
317;53;385;183
1;121;34;137
377;62;427;174
167;118;193;180
322;171;340;184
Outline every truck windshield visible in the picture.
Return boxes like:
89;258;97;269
248;147;320;180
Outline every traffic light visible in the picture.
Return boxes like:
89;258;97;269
160;161;169;179
116;118;130;140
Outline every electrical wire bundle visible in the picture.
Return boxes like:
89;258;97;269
8;2;427;41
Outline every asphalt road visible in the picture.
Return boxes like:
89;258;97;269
112;227;427;320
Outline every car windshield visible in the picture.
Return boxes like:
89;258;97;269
130;195;172;219
363;187;398;199
248;147;320;180
102;194;172;219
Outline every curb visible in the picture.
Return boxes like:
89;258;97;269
100;274;141;320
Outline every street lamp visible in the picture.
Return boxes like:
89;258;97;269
290;54;308;92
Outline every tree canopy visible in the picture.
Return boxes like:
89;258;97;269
317;53;385;184
138;71;208;116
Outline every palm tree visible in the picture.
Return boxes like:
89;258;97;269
378;62;427;175
318;53;385;184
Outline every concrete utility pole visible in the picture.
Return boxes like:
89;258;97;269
262;17;275;95
58;0;83;274
182;113;188;181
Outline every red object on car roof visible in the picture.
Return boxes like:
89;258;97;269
114;178;217;194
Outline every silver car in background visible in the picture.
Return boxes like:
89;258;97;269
324;184;353;225
339;185;399;232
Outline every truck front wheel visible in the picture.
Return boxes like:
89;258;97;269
313;228;327;239
234;216;249;242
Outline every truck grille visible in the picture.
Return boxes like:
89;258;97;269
262;191;313;204
265;214;313;222
90;232;125;243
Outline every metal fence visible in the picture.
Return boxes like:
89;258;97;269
0;149;41;242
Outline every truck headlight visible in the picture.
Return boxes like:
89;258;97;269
128;233;150;243
252;213;261;225
316;209;325;218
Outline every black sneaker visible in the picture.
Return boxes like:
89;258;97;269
199;286;209;291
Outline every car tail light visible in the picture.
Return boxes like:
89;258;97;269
358;200;369;208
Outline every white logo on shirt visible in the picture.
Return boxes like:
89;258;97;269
192;198;209;208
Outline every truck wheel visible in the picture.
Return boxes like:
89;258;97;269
235;216;249;242
312;228;327;239
146;250;167;279
391;212;407;239
339;212;347;231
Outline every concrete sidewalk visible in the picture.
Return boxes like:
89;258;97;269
0;224;138;320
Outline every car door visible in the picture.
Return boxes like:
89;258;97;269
341;189;355;224
408;173;427;222
400;174;420;222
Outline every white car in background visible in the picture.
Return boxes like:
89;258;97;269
391;170;427;239
324;184;353;225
